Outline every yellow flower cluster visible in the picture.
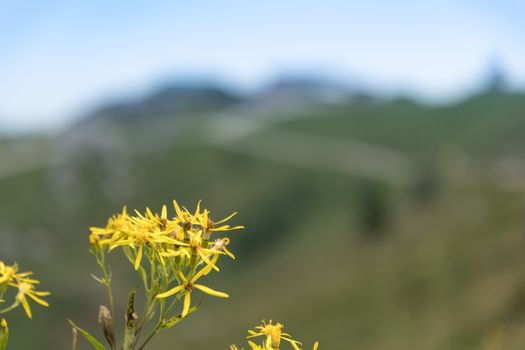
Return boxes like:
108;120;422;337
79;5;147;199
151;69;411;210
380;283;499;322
0;261;50;319
89;200;243;317
231;320;319;350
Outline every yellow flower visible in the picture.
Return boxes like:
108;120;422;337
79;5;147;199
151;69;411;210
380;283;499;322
14;282;50;319
0;261;50;320
248;320;300;349
197;208;244;238
0;262;39;286
0;262;41;288
160;229;225;272
247;341;268;350
211;237;236;259
89;200;242;322
90;205;187;269
156;264;229;317
159;201;240;271
0;262;17;285
89;206;131;249
233;320;319;350
173;200;198;233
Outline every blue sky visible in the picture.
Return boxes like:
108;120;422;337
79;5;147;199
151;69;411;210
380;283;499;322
0;0;524;131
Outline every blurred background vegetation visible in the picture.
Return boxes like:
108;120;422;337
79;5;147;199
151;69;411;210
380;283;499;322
2;78;525;349
2;1;525;349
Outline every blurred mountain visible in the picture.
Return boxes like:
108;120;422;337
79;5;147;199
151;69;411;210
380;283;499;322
252;74;372;106
484;59;509;94
85;82;243;123
79;75;370;127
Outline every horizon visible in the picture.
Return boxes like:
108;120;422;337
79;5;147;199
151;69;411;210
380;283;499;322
0;65;521;135
1;0;524;132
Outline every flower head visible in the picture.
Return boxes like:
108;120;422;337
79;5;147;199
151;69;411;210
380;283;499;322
90;200;242;322
15;282;50;319
0;260;50;319
229;320;319;350
89;200;242;272
0;262;37;285
156;263;229;317
248;320;301;350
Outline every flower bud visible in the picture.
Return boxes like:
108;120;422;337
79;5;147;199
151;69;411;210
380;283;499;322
98;305;115;350
89;233;100;246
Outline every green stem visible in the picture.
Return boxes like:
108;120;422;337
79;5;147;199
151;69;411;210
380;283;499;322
137;323;160;350
0;301;19;314
137;301;164;350
99;251;115;317
137;290;179;350
137;267;184;350
132;268;160;350
123;247;149;292
163;293;183;316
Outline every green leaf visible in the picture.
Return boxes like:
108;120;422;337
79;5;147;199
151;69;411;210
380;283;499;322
90;274;105;284
68;320;107;350
122;289;137;350
159;304;199;330
0;325;9;350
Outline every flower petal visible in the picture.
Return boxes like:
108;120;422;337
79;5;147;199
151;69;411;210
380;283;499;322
156;284;184;299
193;284;229;298
134;244;143;270
182;291;191;317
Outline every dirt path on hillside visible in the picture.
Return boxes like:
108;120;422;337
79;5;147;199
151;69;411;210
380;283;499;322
209;114;414;186
209;114;525;192
3;112;525;193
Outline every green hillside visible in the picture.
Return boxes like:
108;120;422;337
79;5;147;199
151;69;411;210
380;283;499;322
1;92;525;349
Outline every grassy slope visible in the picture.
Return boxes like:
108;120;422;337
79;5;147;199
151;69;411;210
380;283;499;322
278;93;525;156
